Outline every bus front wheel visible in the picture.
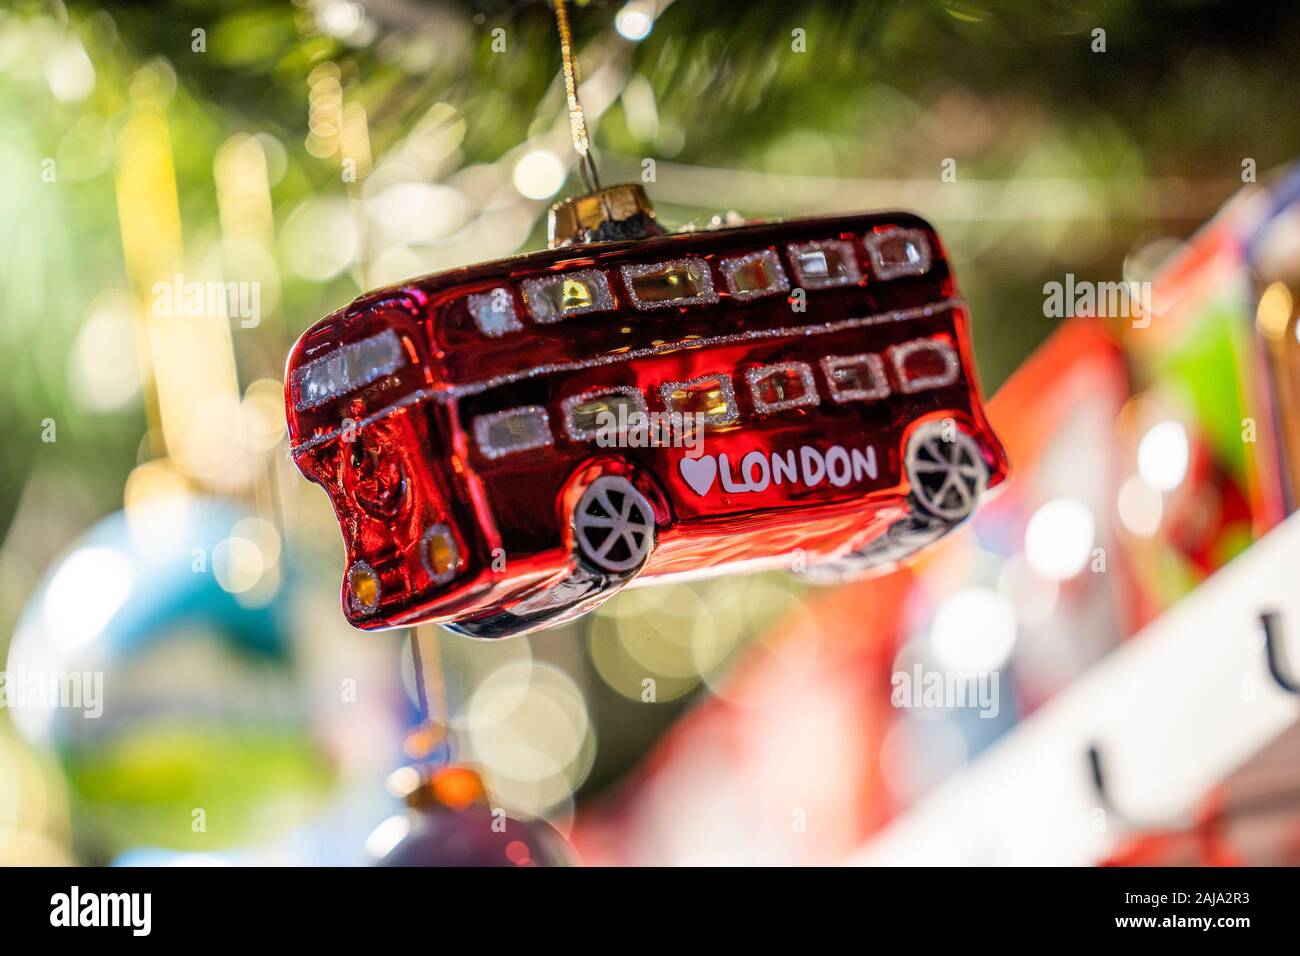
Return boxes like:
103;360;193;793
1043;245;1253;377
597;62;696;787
572;475;657;577
442;475;657;639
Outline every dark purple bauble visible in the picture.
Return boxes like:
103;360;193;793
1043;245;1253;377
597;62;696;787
377;806;570;867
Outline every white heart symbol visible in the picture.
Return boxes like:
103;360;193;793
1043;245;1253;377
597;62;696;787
679;454;718;496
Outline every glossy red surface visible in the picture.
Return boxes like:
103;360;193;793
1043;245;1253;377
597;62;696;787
284;209;1009;635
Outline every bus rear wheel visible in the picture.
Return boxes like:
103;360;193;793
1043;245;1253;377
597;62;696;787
804;421;990;583
905;421;989;523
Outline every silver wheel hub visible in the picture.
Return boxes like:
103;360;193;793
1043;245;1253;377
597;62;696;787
906;423;989;522
574;476;655;573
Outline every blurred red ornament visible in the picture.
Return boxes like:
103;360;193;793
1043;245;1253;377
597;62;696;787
285;184;1008;637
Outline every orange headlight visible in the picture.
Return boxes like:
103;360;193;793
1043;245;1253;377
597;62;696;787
346;562;381;616
422;524;460;585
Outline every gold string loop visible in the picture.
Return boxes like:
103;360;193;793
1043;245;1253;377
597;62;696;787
554;0;601;192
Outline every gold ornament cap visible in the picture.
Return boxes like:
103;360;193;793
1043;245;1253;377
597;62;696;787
548;183;667;247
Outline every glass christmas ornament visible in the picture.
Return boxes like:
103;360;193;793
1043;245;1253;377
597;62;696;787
283;0;1007;637
284;183;1009;636
6;501;332;856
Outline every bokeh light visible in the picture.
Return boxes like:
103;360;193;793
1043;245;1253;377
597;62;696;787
615;2;655;42
1024;498;1096;581
1137;420;1190;492
929;587;1018;672
512;149;567;200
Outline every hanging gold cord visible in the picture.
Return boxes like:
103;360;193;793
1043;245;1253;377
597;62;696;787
406;628;448;759
554;0;601;193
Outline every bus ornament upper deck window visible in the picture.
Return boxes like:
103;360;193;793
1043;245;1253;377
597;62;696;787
562;387;647;442
292;328;406;411
786;239;862;290
466;287;523;337
865;228;932;281
821;353;890;403
746;361;818;415
889;337;961;394
621;259;718;310
719;249;790;302
660;374;739;426
473;406;554;460
521;269;613;323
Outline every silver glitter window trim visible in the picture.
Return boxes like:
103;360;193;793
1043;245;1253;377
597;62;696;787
561;386;648;442
289;298;965;455
520;269;614;323
466;287;523;337
472;405;554;460
420;523;461;585
620;258;718;310
718;249;791;302
744;361;819;415
821;352;891;403
865;227;932;281
659;373;739;426
889;337;961;394
786;239;862;290
293;328;406;411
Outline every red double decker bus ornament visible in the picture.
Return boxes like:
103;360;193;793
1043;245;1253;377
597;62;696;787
284;180;1009;637
284;4;1007;639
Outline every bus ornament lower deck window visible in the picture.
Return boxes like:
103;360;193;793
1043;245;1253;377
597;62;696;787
562;387;648;442
473;406;554;460
659;374;740;426
746;362;819;415
822;353;891;403
889;337;962;394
